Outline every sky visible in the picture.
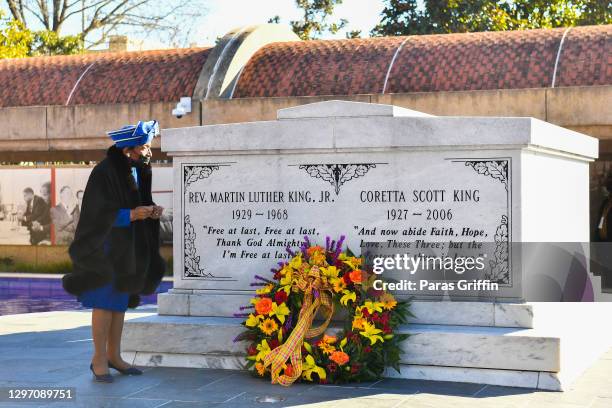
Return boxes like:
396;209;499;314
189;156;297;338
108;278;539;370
192;0;386;45
47;0;388;48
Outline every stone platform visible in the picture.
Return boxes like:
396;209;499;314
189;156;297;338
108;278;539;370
123;301;612;391
3;308;612;407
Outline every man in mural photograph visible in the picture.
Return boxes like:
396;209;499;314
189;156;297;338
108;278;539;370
50;185;79;245
72;189;84;229
0;184;5;221
62;120;166;382
19;186;51;245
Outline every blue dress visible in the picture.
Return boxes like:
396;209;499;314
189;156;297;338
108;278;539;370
78;167;138;312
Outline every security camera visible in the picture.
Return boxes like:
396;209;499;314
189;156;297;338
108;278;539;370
172;106;186;119
172;97;192;119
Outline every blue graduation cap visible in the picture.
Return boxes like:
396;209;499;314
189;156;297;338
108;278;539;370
107;120;159;148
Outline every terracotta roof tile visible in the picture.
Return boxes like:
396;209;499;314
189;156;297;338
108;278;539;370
233;25;611;98
0;48;211;108
384;28;562;93
0;25;609;108
555;25;611;87
232;37;405;98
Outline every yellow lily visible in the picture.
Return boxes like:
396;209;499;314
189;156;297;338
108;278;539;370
245;313;262;328
270;301;290;324
340;290;356;306
256;283;274;295
279;264;292;276
255;339;271;362
280;269;293;286
360;321;384;345
320;265;339;279
289;254;302;270
363;300;384;314
341;255;362;270
302;355;326;381
355;306;365;319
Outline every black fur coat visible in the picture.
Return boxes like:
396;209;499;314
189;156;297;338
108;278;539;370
62;145;166;308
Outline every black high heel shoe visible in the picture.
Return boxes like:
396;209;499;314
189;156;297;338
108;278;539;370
90;363;113;383
108;362;143;376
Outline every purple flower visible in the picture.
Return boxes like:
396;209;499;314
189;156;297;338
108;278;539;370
304;235;311;247
286;245;295;256
233;312;249;318
254;274;274;283
333;235;345;261
284;314;293;330
325;236;330;251
239;305;254;311
337;235;345;251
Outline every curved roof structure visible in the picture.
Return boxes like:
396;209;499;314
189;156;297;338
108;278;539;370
0;25;609;108
0;47;211;108
232;25;611;98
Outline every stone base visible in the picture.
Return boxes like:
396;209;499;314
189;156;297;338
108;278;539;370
159;291;535;327
124;302;612;391
120;349;562;390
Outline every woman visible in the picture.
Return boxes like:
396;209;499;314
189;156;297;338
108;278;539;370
62;120;166;383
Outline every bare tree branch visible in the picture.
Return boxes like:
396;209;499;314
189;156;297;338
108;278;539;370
3;0;209;49
22;1;49;28
36;0;50;28
62;0;111;21
6;0;26;23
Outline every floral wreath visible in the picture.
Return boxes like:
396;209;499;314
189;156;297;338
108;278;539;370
234;235;411;386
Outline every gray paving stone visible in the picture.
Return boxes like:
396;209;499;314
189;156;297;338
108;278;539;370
1;311;612;408
371;378;485;396
58;372;165;399
161;402;222;408
47;396;170;408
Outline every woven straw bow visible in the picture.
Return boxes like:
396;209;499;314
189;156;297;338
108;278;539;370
263;266;334;386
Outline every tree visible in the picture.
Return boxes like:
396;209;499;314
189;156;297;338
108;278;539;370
290;0;347;40
33;30;83;56
370;0;428;36
0;9;31;58
1;10;82;57
2;0;207;49
345;29;361;38
371;0;611;36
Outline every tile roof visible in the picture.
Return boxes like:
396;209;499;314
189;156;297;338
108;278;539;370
0;25;609;108
231;37;406;98
232;25;611;98
555;25;612;87
0;48;212;108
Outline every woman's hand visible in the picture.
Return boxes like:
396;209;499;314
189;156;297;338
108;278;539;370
130;206;153;221
150;205;164;219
